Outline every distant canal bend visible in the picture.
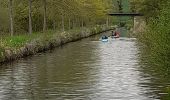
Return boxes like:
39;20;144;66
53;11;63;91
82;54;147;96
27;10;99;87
0;31;169;100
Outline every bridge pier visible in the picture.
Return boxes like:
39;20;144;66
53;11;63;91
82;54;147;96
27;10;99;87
133;16;146;33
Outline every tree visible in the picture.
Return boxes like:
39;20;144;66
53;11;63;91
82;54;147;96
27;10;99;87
43;0;47;32
9;0;14;36
28;0;32;34
1;0;115;34
61;8;65;31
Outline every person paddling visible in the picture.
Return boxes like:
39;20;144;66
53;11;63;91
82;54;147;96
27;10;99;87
102;35;108;39
111;30;120;38
114;31;120;38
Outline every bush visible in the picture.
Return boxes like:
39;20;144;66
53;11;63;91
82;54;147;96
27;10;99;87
138;1;170;70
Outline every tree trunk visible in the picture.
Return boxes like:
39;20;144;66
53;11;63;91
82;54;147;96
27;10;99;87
61;0;65;32
81;19;84;28
29;0;32;34
72;19;75;29
78;18;81;27
106;16;109;27
81;19;84;34
61;13;65;32
9;0;14;36
68;18;71;30
43;0;47;32
53;20;56;30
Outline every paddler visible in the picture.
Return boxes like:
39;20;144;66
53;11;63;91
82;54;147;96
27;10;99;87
112;30;120;38
115;31;120;38
102;35;108;39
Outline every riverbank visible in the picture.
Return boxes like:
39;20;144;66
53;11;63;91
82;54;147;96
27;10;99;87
133;1;170;98
0;25;113;65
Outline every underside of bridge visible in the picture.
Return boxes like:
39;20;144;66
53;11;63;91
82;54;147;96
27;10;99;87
108;13;143;16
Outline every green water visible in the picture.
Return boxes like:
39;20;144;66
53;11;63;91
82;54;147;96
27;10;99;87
118;27;129;37
0;31;169;100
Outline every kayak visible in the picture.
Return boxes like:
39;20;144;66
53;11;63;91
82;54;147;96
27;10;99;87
101;39;108;42
110;36;119;38
113;36;120;38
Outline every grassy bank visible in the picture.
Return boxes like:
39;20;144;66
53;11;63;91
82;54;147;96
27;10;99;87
137;3;170;70
136;2;170;99
133;0;170;69
0;25;112;64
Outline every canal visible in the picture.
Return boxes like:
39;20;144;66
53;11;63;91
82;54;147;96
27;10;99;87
0;31;169;100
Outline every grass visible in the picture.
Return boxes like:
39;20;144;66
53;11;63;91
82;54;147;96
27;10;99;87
0;30;60;61
0;30;57;49
2;35;33;48
0;25;111;62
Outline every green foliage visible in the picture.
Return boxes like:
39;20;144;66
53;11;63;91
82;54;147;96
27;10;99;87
132;1;170;98
0;6;9;34
130;0;169;19
133;2;170;89
0;0;114;34
137;1;170;67
0;0;114;61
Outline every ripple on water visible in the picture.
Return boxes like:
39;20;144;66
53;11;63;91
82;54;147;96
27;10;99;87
0;37;168;100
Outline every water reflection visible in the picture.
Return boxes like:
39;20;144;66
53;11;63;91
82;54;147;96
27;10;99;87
0;32;169;100
138;48;170;100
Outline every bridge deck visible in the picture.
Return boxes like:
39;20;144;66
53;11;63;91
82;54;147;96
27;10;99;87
108;13;143;16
